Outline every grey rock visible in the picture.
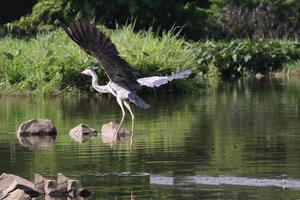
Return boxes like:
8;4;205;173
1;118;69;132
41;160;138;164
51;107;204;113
34;174;48;193
68;180;81;198
4;189;31;200
101;122;131;136
101;122;131;147
69;124;97;143
44;178;80;197
18;135;56;150
56;173;69;194
44;180;59;196
0;173;41;198
17;119;57;137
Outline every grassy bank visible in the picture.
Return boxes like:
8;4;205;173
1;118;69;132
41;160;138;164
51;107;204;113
0;25;299;95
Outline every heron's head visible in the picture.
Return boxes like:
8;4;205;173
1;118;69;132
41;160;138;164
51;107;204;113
81;68;94;76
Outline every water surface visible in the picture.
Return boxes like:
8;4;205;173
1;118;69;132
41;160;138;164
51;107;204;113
1;77;300;199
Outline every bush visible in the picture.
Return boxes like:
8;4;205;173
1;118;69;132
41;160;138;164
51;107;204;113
194;39;300;77
210;3;300;39
3;0;213;40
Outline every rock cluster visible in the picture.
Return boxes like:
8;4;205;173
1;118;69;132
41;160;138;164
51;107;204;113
0;173;92;199
16;119;131;147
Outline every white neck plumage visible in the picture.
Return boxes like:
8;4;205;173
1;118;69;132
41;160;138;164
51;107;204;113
89;70;109;93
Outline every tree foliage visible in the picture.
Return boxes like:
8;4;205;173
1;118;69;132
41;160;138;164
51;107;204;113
3;0;213;39
1;0;299;40
211;1;300;39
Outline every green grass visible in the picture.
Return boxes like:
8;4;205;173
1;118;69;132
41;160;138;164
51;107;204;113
282;60;300;75
0;25;198;95
0;24;299;95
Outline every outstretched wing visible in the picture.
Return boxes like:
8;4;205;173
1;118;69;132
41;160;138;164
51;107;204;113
63;20;140;91
137;69;192;88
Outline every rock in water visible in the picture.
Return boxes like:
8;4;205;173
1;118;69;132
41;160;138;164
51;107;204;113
18;135;56;150
34;173;48;192
101;122;131;137
44;180;58;196
4;189;31;200
68;180;81;198
57;173;80;197
101;122;131;147
0;173;41;198
69;124;97;143
17;119;57;137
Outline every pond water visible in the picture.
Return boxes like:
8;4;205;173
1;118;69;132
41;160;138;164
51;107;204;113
1;77;300;199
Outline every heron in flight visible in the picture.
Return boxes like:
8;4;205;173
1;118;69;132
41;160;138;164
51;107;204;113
64;21;192;143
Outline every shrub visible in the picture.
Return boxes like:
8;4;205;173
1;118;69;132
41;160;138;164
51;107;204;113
3;0;212;40
194;39;300;77
211;3;300;39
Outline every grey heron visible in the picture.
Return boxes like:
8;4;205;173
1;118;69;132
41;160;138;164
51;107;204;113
63;21;192;144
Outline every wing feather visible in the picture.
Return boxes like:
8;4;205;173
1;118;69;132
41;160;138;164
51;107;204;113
63;20;140;91
137;70;192;88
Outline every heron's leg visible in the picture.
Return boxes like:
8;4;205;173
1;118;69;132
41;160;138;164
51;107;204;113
114;97;125;138
124;101;135;147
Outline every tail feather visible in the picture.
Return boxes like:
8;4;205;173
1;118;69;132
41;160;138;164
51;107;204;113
128;93;150;109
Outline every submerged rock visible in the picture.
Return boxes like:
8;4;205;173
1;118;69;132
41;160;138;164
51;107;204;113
18;135;56;149
0;173;42;198
69;124;97;143
17;119;57;137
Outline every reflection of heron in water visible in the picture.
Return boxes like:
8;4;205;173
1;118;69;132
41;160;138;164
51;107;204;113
64;21;192;145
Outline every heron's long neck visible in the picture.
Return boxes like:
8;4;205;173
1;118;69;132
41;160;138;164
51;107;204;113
90;71;108;93
90;71;99;87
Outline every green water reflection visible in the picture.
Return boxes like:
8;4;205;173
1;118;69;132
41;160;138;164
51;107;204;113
1;77;300;199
